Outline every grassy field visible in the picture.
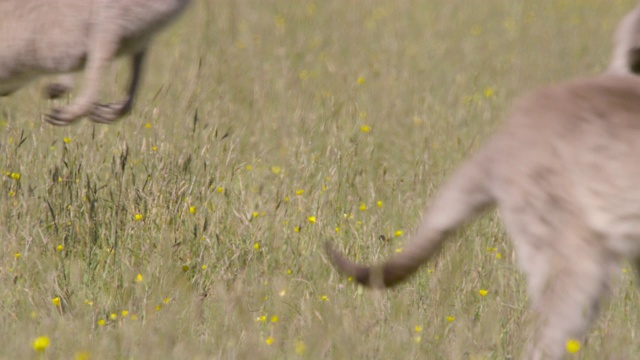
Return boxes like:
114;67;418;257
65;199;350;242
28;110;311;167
1;0;640;358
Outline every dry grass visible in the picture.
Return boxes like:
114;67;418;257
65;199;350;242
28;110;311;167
1;0;639;358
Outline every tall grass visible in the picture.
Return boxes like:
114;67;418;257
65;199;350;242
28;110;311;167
1;0;639;358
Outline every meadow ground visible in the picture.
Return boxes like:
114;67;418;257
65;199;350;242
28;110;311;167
1;0;640;358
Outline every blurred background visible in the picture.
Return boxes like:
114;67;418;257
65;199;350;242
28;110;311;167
0;0;637;358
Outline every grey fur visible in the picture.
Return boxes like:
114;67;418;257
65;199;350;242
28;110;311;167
0;0;191;125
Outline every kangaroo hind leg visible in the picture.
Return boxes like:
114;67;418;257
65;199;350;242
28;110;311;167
523;236;613;360
89;50;146;124
44;11;122;126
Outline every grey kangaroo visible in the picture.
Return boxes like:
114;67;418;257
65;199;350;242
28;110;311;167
327;3;640;359
0;0;191;125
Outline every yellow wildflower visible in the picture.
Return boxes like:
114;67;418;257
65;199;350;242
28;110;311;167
478;289;489;297
360;125;371;133
294;341;306;355
265;336;275;345
566;339;580;354
52;297;60;306
307;216;316;224
32;336;50;352
74;351;91;360
134;213;143;221
483;87;495;98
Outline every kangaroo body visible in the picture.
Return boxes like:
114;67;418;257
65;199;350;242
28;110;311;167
0;0;191;125
327;73;640;360
327;3;640;358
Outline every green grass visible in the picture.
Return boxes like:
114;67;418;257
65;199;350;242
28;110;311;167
1;0;640;358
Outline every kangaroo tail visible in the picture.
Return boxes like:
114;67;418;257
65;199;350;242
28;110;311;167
326;147;496;288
